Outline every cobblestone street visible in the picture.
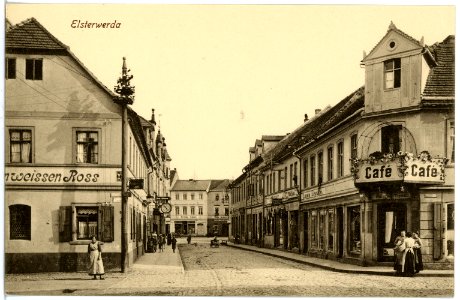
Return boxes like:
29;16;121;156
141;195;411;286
5;239;454;297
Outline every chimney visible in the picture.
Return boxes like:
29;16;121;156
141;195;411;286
315;109;321;115
304;113;309;122
150;109;156;124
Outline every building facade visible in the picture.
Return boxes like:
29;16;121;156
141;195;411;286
229;23;454;268
207;180;232;237
5;18;174;273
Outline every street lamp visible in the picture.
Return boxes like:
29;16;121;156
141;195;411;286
113;57;135;273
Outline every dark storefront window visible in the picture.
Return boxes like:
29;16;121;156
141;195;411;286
349;206;361;254
10;204;31;240
319;210;326;249
447;204;454;230
328;209;334;251
311;211;317;247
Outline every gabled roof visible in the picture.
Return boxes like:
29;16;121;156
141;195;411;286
423;35;455;100
362;21;423;62
171;180;211;191
127;108;154;168
6;18;115;98
262;135;285;142
209;179;232;191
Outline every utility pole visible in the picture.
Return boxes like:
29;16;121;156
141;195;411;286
114;57;135;273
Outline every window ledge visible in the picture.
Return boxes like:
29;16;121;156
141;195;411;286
69;240;105;245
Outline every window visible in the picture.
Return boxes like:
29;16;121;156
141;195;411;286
278;170;282;191
448;120;454;163
328;210;334;251
289;164;293;188
199;193;203;200
384;58;401;89
76;131;98;163
225;208;229;216
9;129;32;163
351;134;358;159
294;162;298;186
215;207;219;216
311;211;317;247
198;206;203;215
349;206;361;254
381;125;401;154
59;205;113;242
318;152;323;186
191;193;195;200
183;193;187;200
9;204;31;240
327;147;333;181
337;141;344;177
6;58;16;79
175;194;179;200
175;206;180;215
191;206;195;215
310;156;316;186
284;167;287;190
182;206;187;215
303;159;308;188
25;58;43;80
216;194;220;201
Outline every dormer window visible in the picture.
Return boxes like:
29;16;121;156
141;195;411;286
384;58;401;89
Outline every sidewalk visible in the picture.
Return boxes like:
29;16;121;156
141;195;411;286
4;245;185;295
227;242;454;277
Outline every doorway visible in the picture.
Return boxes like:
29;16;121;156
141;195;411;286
377;203;407;262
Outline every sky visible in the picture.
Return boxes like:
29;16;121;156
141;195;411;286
5;3;456;180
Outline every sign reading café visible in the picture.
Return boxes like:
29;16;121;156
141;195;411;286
5;166;120;186
352;151;446;185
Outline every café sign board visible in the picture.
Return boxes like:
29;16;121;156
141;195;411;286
404;159;444;184
355;161;402;183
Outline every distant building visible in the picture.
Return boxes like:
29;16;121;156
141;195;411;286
207;180;232;236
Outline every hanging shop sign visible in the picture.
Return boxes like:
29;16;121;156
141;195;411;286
351;151;447;185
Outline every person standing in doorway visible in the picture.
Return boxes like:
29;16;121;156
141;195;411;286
171;234;177;253
401;232;416;277
88;236;105;280
393;230;406;276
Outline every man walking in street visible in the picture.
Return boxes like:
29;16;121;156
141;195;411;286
171;234;177;253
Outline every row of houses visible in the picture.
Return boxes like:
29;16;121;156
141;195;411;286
5;18;175;273
170;179;231;236
229;23;454;269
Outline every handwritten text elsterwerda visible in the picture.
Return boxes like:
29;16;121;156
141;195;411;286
71;20;121;29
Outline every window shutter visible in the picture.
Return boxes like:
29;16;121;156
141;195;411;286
433;203;443;260
100;205;114;242
59;206;72;242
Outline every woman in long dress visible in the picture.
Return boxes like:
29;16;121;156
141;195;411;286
413;231;424;273
401;232;416;277
88;236;105;280
393;230;406;275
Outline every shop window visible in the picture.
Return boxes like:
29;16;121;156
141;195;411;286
327;147;333;181
328;209;334;251
447;204;454;230
384;58;401;89
337;141;344;177
198;206;203;215
351;134;358;159
6;58;16;79
381;125;401;154
349;206;361;254
9;129;32;163
9;204;31;240
25;58;43;80
310;211;317;248
76;131;98;164
310;156;316;186
319;210;326;249
59;205;114;242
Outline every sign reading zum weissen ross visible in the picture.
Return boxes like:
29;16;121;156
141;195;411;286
5;166;120;185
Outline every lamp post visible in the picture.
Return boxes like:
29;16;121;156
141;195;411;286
114;57;135;273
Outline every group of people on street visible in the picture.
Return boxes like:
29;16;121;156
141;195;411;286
87;232;179;280
394;230;424;277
